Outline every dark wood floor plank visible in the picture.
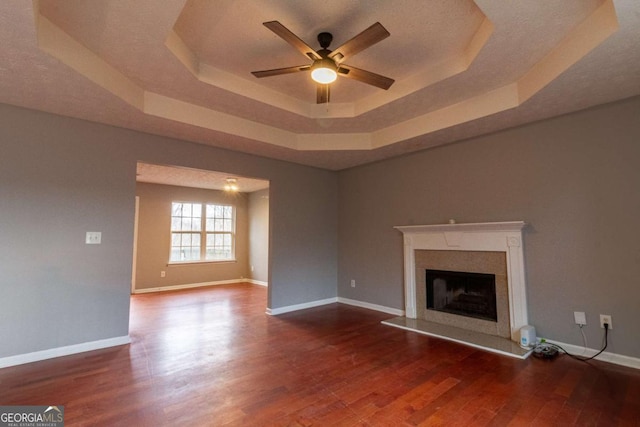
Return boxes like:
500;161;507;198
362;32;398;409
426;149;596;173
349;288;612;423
1;283;639;426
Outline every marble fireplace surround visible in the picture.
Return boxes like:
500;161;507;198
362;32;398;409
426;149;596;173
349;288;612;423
394;222;528;342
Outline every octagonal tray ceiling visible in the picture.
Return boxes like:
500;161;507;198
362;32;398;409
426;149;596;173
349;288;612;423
0;1;638;169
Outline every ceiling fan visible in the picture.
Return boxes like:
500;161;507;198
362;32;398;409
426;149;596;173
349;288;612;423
251;21;395;103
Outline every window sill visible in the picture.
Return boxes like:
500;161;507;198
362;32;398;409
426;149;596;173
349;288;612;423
168;260;237;267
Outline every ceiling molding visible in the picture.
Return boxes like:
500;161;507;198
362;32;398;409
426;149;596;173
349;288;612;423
166;14;495;119
518;0;618;103
372;84;520;149
27;0;622;156
35;11;145;110
165;30;313;116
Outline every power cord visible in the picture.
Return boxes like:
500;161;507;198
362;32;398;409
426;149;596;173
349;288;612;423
535;323;609;362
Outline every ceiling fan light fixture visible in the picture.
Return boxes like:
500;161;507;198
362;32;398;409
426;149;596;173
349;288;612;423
252;22;394;102
311;58;337;84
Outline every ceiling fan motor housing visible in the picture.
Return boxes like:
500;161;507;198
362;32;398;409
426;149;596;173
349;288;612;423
317;32;333;49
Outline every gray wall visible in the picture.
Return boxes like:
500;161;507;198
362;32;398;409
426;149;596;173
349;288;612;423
0;108;135;357
338;96;640;359
248;188;270;283
134;183;250;290
2;96;637;361
0;103;337;359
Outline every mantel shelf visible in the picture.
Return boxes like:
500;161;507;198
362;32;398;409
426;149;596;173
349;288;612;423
394;221;527;234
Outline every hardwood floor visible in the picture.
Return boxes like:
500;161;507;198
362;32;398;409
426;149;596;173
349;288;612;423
1;284;639;426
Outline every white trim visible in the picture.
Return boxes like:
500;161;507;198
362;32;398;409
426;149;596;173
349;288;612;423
0;336;131;369
395;221;527;234
266;297;404;316
394;221;528;342
167;259;238;266
247;279;268;287
131;195;139;293
545;339;640;370
266;297;338;315
264;297;403;316
132;279;244;294
338;297;405;316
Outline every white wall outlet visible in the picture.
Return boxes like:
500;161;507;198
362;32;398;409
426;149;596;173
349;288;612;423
85;231;102;244
160;271;166;278
573;311;586;325
350;279;356;288
600;314;613;329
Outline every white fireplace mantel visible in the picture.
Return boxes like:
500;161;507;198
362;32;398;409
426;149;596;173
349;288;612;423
395;221;528;341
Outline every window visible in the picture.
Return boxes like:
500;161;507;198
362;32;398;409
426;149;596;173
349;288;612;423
170;202;234;263
205;204;234;260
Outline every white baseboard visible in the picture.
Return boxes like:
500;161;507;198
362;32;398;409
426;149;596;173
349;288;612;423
338;297;405;316
247;279;268;287
132;279;246;294
266;297;338;315
265;297;405;317
0;335;131;369
545;339;640;370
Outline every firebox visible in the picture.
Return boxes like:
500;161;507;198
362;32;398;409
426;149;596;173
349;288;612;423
426;269;497;322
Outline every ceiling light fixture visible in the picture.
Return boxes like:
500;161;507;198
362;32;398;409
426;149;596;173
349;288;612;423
252;23;393;103
310;58;337;84
224;178;239;192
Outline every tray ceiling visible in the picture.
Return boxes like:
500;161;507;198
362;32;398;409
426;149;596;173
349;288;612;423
0;0;638;170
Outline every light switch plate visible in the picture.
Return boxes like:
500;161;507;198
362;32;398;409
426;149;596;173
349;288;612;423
85;231;102;244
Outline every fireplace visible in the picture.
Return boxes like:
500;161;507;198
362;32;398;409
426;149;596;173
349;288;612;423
426;269;497;322
394;221;528;342
415;249;510;337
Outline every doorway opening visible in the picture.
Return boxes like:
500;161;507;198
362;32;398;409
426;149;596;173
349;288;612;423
131;162;270;297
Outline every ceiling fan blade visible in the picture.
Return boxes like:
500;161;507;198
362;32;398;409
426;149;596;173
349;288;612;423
263;21;322;61
338;64;394;90
251;65;310;78
317;84;330;104
329;22;390;63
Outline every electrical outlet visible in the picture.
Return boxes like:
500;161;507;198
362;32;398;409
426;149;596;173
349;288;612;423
85;231;102;244
160;271;166;278
574;311;586;325
350;279;356;288
599;314;612;329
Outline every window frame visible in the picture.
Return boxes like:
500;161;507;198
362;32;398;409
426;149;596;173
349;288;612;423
169;201;236;264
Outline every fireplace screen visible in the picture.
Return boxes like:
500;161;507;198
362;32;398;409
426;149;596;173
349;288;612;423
426;269;497;322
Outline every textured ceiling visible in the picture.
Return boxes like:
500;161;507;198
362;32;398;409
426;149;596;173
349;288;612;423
136;163;270;193
0;1;638;170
